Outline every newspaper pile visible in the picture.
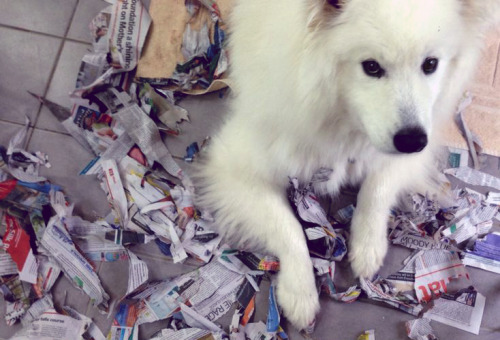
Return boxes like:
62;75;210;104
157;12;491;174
361;159;499;335
0;120;109;339
137;0;230;92
288;177;361;304
0;1;286;338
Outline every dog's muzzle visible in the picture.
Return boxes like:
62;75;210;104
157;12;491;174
393;127;428;153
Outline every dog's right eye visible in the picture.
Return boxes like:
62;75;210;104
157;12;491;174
361;60;385;78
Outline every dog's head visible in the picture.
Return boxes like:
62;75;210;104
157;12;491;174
307;0;500;154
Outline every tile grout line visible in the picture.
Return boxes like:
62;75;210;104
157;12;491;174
0;23;91;46
26;0;81;147
0;119;24;127
0;118;71;137
0;119;72;138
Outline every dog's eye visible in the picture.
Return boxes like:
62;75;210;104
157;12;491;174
362;60;385;78
422;57;439;75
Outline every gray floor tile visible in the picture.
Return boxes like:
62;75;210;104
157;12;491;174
0;27;61;125
67;0;109;43
36;40;92;134
0;120;26;147
51;274;91;315
96;261;129;303
0;0;77;36
86;260;129;337
36;106;71;135
27;129;110;220
165;91;230;175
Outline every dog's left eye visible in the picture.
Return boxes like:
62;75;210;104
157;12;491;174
362;60;385;78
422;57;439;75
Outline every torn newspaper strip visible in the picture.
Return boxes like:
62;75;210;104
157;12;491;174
357;329;376;340
10;308;89;340
405;318;438;340
414;249;469;302
444;167;500;191
423;287;485;335
41;216;110;310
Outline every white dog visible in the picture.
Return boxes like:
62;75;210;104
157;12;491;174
197;0;500;330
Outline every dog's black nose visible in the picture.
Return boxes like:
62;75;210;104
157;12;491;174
393;127;428;153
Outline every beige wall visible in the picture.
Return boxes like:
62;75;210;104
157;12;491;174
444;25;500;156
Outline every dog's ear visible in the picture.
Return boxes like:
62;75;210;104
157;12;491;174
308;0;347;30
460;0;500;31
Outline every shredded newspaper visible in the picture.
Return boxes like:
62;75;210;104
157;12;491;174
357;329;376;340
405;318;438;340
462;232;500;273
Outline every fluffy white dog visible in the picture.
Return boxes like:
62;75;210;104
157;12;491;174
197;0;500;329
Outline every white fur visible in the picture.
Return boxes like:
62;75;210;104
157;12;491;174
197;0;500;330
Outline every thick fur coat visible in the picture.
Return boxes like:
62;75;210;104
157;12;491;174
197;0;500;329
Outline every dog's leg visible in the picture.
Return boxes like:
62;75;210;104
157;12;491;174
204;175;319;329
245;189;319;329
274;216;320;330
348;166;403;278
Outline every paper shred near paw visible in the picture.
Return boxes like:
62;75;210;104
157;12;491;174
357;329;376;340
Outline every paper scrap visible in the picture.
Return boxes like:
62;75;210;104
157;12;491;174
405;318;438;340
414;249;469;302
423;287;485;334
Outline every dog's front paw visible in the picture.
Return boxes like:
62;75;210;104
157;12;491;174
349;223;388;278
276;260;319;330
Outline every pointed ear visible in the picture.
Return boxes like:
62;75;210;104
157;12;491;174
308;0;347;30
460;0;500;31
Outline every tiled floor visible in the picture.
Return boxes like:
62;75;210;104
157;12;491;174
0;1;499;340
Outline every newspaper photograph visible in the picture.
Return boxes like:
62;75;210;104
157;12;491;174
463;232;500;274
108;303;139;340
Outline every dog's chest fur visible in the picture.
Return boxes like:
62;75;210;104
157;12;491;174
260;120;381;195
